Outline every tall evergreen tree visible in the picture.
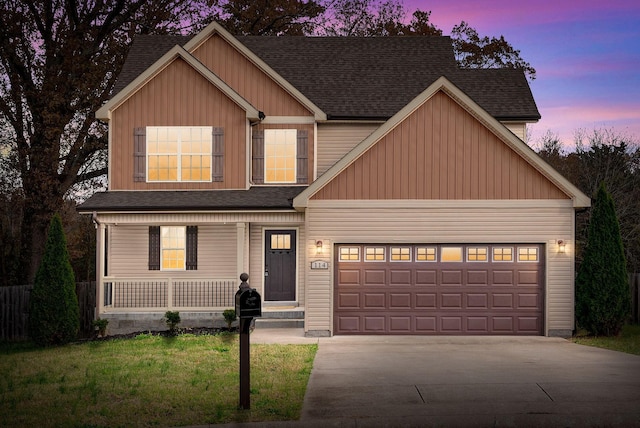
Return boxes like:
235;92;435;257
29;213;79;346
575;183;630;336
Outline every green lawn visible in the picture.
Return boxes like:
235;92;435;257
572;324;640;355
0;333;317;427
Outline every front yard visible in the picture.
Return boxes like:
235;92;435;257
0;333;317;427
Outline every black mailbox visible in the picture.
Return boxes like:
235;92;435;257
235;288;262;318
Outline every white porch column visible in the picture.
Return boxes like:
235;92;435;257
236;222;248;279
95;222;106;317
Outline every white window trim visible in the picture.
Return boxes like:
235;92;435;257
517;246;540;262
264;129;297;184
415;246;437;262
467;246;488;262
492;246;514;263
146;126;213;183
364;246;386;262
390;246;412;262
339;246;361;262
161;226;186;271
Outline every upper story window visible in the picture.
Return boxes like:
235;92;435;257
147;126;212;182
265;129;297;183
252;129;308;185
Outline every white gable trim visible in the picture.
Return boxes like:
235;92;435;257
293;76;590;209
183;22;327;121
96;45;260;121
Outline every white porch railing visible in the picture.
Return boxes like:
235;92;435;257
100;277;237;313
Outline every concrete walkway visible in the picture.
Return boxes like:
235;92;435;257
203;329;640;427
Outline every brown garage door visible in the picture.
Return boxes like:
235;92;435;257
334;244;544;335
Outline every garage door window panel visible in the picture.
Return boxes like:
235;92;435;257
339;246;360;262
441;247;463;262
391;247;411;261
416;247;437;262
365;247;385;261
493;247;513;262
518;247;539;262
467;247;488;262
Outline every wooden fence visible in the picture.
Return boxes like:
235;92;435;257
0;282;96;341
631;273;640;324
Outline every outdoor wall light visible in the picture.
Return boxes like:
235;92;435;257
557;239;565;253
316;240;323;255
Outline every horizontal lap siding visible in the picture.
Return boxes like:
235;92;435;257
316;123;381;177
109;225;237;278
110;58;247;190
311;92;568;201
304;203;575;335
192;34;312;117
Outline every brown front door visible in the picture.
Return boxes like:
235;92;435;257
264;230;296;301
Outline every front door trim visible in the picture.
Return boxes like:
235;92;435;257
262;227;299;302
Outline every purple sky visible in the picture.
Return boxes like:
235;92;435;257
405;0;640;149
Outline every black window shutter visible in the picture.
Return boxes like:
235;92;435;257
252;130;264;184
134;127;146;182
186;226;198;270
211;127;224;182
296;130;309;184
148;226;160;270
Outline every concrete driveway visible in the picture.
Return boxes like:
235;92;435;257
206;329;640;428
299;335;640;427
213;330;640;427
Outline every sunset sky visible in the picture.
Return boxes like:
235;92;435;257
405;0;640;149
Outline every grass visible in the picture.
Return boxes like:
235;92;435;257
0;332;317;427
572;324;640;355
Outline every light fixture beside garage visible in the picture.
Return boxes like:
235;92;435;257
557;239;565;253
316;240;323;255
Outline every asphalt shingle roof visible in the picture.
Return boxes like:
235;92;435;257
78;187;306;212
111;33;540;121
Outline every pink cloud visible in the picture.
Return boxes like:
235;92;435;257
530;103;640;148
405;0;635;33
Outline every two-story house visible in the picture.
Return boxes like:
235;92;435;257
79;22;590;337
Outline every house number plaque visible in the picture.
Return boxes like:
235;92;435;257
310;260;329;269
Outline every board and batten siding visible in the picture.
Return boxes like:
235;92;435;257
316;122;381;177
303;200;575;336
109;57;248;191
249;223;306;305
311;91;568;201
109;224;237;279
191;34;313;118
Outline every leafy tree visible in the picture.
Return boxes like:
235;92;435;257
575;183;630;336
29;213;79;346
213;0;325;35
451;21;536;80
535;129;640;274
0;0;210;285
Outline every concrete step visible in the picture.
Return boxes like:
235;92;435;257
254;318;304;329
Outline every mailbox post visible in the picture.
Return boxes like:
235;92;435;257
234;273;261;409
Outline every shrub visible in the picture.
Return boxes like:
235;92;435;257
29;214;80;346
575;183;631;336
164;311;181;334
92;318;109;337
222;309;237;330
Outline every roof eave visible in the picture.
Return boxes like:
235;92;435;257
293;76;590;209
95;45;260;121
183;22;327;121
